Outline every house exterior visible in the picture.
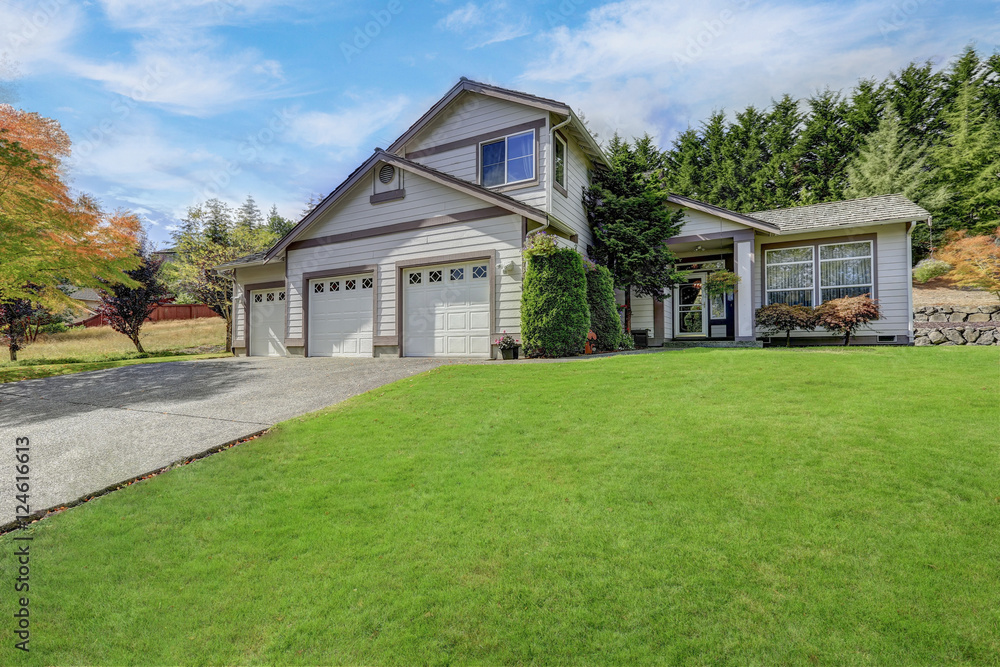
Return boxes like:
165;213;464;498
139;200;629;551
221;78;929;358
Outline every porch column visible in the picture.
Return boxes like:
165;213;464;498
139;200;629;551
734;238;755;341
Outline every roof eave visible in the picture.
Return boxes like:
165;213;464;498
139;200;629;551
774;216;930;235
667;194;781;234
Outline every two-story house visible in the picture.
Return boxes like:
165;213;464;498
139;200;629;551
222;78;929;357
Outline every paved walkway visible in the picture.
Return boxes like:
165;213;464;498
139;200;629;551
0;356;445;524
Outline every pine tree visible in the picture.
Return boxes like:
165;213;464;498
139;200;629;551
662;127;705;199
845;109;949;258
758;94;803;209
887;61;948;144
267;204;295;237
932;82;1000;236
202;199;233;245
236;195;264;230
846;78;886;139
794;90;854;204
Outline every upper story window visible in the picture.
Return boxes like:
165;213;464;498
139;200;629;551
481;130;534;188
554;134;567;190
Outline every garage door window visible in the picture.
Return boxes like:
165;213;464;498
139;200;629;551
278;291;285;301
254;293;262;303
429;270;442;283
409;272;422;285
472;265;488;279
450;268;464;281
362;277;373;289
314;282;324;293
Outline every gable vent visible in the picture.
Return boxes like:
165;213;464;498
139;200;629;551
378;164;396;184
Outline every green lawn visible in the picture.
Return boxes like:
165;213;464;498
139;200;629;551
3;347;998;665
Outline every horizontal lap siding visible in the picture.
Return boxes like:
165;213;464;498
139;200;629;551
753;223;912;337
629;294;656;333
406;93;549;216
673;206;752;236
285;215;523;340
232;263;288;345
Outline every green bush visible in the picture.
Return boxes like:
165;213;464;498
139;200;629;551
521;247;590;358
618;331;635;351
584;262;622;351
913;259;952;284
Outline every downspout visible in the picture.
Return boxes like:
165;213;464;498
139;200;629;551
907;220;918;344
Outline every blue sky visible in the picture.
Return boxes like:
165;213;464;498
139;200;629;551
1;0;998;246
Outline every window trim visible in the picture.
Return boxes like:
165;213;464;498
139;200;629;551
760;233;878;308
553;131;568;196
478;129;537;189
764;245;815;307
818;240;874;301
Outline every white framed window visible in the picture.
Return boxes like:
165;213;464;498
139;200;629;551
819;241;873;301
553;133;567;190
765;246;814;307
481;130;535;188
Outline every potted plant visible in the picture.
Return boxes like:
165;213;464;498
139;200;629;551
495;332;520;360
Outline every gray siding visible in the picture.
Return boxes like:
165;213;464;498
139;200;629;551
671;205;751;236
550;125;594;250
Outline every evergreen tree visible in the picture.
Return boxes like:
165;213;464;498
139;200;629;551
267;204;295;237
236;195;264;230
202;199;233;245
302;193;325;218
845;110;950;258
584;134;686;332
662;127;705;199
932;82;1000;236
794;90;854;204
846;78;886;139
726;105;770;211
758;94;803;209
887;61;948;143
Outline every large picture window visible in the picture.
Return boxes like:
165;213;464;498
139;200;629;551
481;130;534;188
765;246;814;306
765;239;875;307
820;241;873;301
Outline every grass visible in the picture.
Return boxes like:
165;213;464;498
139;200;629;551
2;347;998;665
0;318;229;383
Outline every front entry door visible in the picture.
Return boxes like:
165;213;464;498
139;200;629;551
674;273;708;338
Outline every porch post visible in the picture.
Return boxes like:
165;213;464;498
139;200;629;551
734;238;755;341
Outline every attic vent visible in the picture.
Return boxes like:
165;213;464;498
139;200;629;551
378;164;395;184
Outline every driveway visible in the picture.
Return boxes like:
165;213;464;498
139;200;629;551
0;356;447;524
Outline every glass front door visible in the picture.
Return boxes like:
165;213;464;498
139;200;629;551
674;273;708;338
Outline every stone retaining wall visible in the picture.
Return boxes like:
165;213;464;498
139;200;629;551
913;306;1000;346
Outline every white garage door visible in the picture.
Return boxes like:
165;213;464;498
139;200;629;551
404;261;490;357
249;288;286;357
308;274;374;357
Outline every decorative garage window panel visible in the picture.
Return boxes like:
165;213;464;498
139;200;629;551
362;278;373;289
254;293;262;303
266;292;274;302
820;241;873;301
346;279;356;290
429;270;442;283
314;282;324;293
330;281;339;291
472;265;488;279
409;272;422;285
278;292;285;301
450;268;464;281
765;247;814;307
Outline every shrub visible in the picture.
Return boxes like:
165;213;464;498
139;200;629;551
755;304;816;347
912;259;952;284
618;331;635;351
936;228;1000;298
814;294;881;346
521;246;590;358
522;230;560;260
704;270;741;297
584;262;622;351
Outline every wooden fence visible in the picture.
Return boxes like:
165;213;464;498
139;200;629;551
81;304;219;328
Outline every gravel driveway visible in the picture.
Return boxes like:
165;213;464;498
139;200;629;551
0;356;446;525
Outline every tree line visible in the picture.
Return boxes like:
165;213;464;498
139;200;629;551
660;45;1000;260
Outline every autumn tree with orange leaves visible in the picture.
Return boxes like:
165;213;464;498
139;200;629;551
938;228;1000;300
0;105;141;310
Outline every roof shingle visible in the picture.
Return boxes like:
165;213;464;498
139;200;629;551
750;194;930;233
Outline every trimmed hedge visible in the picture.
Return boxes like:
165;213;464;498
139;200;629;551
584;262;621;352
521;247;590;357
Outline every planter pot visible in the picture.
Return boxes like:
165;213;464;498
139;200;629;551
500;346;519;360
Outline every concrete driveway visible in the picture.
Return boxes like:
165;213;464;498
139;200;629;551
0;356;447;524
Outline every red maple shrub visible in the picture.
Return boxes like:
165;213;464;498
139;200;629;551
814;294;881;346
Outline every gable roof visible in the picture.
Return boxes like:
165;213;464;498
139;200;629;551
262;149;549;262
750;194;931;233
386;77;609;169
667;194;781;234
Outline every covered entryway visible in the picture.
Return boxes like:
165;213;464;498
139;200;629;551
249;287;286;357
403;260;490;357
308;274;374;357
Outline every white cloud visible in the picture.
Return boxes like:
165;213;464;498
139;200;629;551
286;95;410;156
96;0;306;31
521;0;1000;144
437;1;531;48
0;1;82;74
